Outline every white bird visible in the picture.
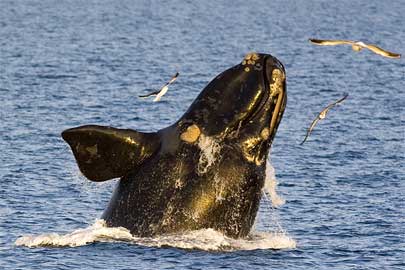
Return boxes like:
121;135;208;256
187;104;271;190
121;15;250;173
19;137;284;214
139;72;179;102
309;39;401;59
300;93;349;145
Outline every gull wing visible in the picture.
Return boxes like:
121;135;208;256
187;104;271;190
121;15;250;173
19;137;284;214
167;72;179;85
364;44;401;59
300;117;321;145
300;94;348;145
153;85;169;102
139;89;161;98
309;39;355;46
323;93;349;112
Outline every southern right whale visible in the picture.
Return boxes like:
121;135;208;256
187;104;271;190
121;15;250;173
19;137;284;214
62;52;287;238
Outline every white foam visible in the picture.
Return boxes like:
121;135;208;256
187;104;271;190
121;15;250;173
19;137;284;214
263;159;285;208
15;219;296;251
15;219;133;248
234;231;296;250
197;134;222;174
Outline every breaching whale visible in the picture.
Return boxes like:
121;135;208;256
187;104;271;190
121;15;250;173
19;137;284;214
62;52;287;238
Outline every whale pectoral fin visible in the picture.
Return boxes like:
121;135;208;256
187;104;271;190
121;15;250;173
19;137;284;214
61;125;160;182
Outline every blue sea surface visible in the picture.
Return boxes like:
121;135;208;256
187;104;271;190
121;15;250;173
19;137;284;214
1;0;404;269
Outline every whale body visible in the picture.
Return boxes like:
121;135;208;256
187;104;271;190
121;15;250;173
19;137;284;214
62;53;287;238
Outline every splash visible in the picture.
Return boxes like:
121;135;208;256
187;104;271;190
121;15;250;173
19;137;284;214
15;220;133;248
15;219;296;251
197;134;222;174
15;155;295;251
255;159;288;241
263;159;285;208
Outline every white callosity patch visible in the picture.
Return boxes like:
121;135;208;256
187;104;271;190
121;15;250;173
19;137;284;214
197;134;222;175
15;219;296;251
263;159;285;208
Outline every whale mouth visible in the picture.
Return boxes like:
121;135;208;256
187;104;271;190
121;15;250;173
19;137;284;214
239;55;285;132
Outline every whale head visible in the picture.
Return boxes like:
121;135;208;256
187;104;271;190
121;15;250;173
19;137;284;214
177;52;287;166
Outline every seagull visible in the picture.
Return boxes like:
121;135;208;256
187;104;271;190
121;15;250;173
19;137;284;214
300;93;349;145
139;72;179;102
309;39;401;59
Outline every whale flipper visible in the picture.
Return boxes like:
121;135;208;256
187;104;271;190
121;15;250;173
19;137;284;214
62;125;160;182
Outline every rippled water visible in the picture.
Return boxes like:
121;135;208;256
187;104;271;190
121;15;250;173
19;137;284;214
1;0;404;269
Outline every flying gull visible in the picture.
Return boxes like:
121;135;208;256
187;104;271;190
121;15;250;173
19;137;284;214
139;72;179;102
300;93;349;145
309;39;401;59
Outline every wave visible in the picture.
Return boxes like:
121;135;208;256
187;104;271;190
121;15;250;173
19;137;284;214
15;219;296;251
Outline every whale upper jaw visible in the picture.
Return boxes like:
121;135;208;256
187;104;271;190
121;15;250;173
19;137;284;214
240;53;287;138
224;53;287;167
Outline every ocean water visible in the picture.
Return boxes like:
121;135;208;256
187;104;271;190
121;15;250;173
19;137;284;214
1;0;404;269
